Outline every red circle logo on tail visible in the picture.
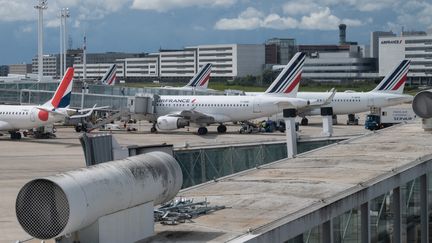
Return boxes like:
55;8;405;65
38;110;49;121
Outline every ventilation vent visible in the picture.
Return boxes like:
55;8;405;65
16;179;70;239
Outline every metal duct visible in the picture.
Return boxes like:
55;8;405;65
412;90;432;119
16;152;182;239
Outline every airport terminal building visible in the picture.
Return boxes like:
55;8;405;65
73;44;265;82
379;32;432;85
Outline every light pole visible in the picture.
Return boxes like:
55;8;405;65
62;8;70;75
83;33;87;81
59;9;63;77
35;0;47;82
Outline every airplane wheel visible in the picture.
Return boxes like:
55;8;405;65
150;127;157;133
217;125;227;133
11;132;21;140
198;127;208;135
301;117;308;126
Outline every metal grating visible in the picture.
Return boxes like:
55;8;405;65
16;179;70;239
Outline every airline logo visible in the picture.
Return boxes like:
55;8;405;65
376;60;410;92
102;64;117;86
265;52;306;94
188;63;212;87
51;67;74;109
381;40;403;45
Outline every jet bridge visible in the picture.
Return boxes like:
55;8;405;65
128;93;159;122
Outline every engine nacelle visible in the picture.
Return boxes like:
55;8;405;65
412;90;432;119
288;98;310;108
156;115;189;130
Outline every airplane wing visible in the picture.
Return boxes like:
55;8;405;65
169;109;216;124
37;104;102;119
36;106;66;116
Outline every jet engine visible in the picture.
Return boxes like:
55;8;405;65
288;98;310;108
156;115;189;130
412;90;432;119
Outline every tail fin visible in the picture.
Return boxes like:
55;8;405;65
101;64;117;86
264;52;306;97
372;59;410;94
43;67;74;109
185;63;212;89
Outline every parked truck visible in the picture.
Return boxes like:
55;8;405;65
365;107;417;130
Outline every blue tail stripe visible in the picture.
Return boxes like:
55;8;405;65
57;92;71;108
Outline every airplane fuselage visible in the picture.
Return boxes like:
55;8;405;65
296;91;413;115
0;105;65;131
154;95;308;125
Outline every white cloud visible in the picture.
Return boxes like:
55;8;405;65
299;8;340;30
131;0;237;12
282;1;320;15
20;26;33;33
215;6;362;31
0;0;130;27
262;14;298;29
0;1;35;22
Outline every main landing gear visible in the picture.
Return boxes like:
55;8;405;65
217;124;227;133
198;127;208;135
10;131;22;140
150;123;157;133
301;117;309;126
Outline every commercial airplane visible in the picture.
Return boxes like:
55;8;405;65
100;64;117;86
296;59;413;125
161;63;212;91
152;57;333;135
0;67;94;139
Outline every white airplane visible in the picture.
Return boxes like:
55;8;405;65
100;64;117;86
295;59;414;125
152;55;333;135
0;67;94;139
160;63;212;92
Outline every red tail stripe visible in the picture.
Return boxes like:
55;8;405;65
108;73;116;85
284;73;302;94
392;73;407;91
51;68;74;108
199;73;210;86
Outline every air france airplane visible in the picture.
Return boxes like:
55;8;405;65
0;68;94;139
152;56;333;135
296;59;413;125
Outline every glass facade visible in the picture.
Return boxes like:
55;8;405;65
286;174;430;243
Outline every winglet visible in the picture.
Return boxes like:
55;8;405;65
372;59;410;94
264;52;306;97
44;67;74;109
186;63;212;89
322;88;336;106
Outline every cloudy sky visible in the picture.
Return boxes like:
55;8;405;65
1;0;432;64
